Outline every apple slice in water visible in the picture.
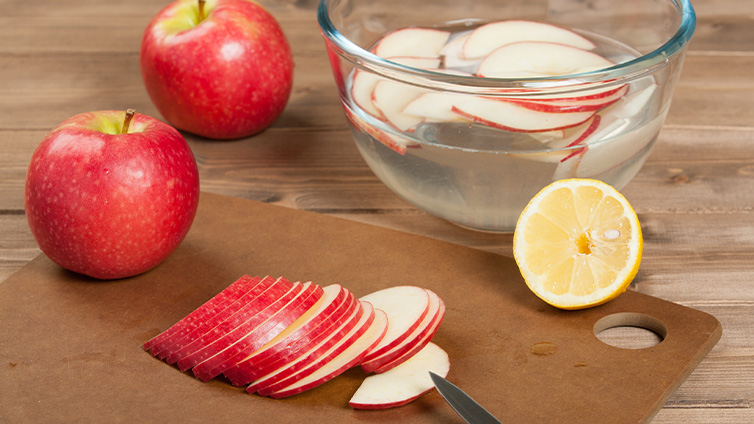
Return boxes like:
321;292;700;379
373;28;451;58
350;56;441;119
371;80;428;131
452;96;596;133
477;41;614;78
462;20;595;60
349;342;450;410
440;34;478;72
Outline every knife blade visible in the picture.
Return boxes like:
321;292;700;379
430;372;502;424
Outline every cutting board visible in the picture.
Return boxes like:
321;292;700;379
0;192;721;423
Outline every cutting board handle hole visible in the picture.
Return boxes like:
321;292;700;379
593;313;667;349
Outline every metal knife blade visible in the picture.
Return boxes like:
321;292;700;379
430;372;502;424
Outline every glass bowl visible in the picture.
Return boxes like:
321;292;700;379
317;0;696;232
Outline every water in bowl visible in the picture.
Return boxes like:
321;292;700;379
344;20;666;231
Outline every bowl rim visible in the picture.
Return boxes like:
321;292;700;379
317;0;696;93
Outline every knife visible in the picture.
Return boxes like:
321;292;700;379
429;372;502;424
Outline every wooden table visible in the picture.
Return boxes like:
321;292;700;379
1;0;752;422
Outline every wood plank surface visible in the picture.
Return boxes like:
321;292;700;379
1;0;752;422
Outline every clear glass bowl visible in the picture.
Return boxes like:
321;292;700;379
318;0;696;232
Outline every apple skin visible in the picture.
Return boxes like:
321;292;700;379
25;110;200;280
140;0;294;139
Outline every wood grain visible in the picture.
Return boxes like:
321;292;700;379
0;0;752;422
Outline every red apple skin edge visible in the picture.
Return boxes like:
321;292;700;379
24;110;200;280
140;0;294;140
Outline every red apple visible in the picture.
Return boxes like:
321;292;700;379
190;281;324;380
140;0;294;139
25;110;199;280
143;275;264;353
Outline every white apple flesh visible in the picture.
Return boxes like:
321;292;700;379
359;286;431;362
462;20;595;60
365;290;445;374
349;342;450;410
477;41;615;78
373;28;451;58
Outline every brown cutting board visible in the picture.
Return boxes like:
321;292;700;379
0;192;721;423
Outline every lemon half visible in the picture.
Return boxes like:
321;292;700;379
513;179;643;310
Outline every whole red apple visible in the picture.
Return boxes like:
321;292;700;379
25;110;200;280
140;0;294;140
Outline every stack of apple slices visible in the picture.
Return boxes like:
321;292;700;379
144;276;450;409
347;20;645;158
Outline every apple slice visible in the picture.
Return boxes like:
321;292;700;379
342;106;414;155
439;33;478;71
264;304;389;399
364;289;445;374
371;80;428;131
402;92;472;122
477;41;615;79
359;286;431;363
452;96;595;133
219;287;357;386
505;84;629;113
349;342;450;409
350;56;442;119
373;28;451;58
183;281;323;376
143;275;263;354
243;296;367;391
156;275;290;361
462;20;595;60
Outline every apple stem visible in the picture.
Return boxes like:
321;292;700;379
122;109;136;134
198;0;206;21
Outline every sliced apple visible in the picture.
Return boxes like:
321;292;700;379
440;33;478;71
221;288;358;386
349;342;450;410
359;286;431;363
452;96;595;132
243;297;367;391
156;276;290;361
477;41;614;78
265;304;390;399
505;84;629;113
371;80;428;132
361;289;445;373
181;282;323;376
191;283;342;381
373;28;451;58
143;275;264;354
402;92;471;122
342;106;413;155
350;56;441;119
462;20;595;60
